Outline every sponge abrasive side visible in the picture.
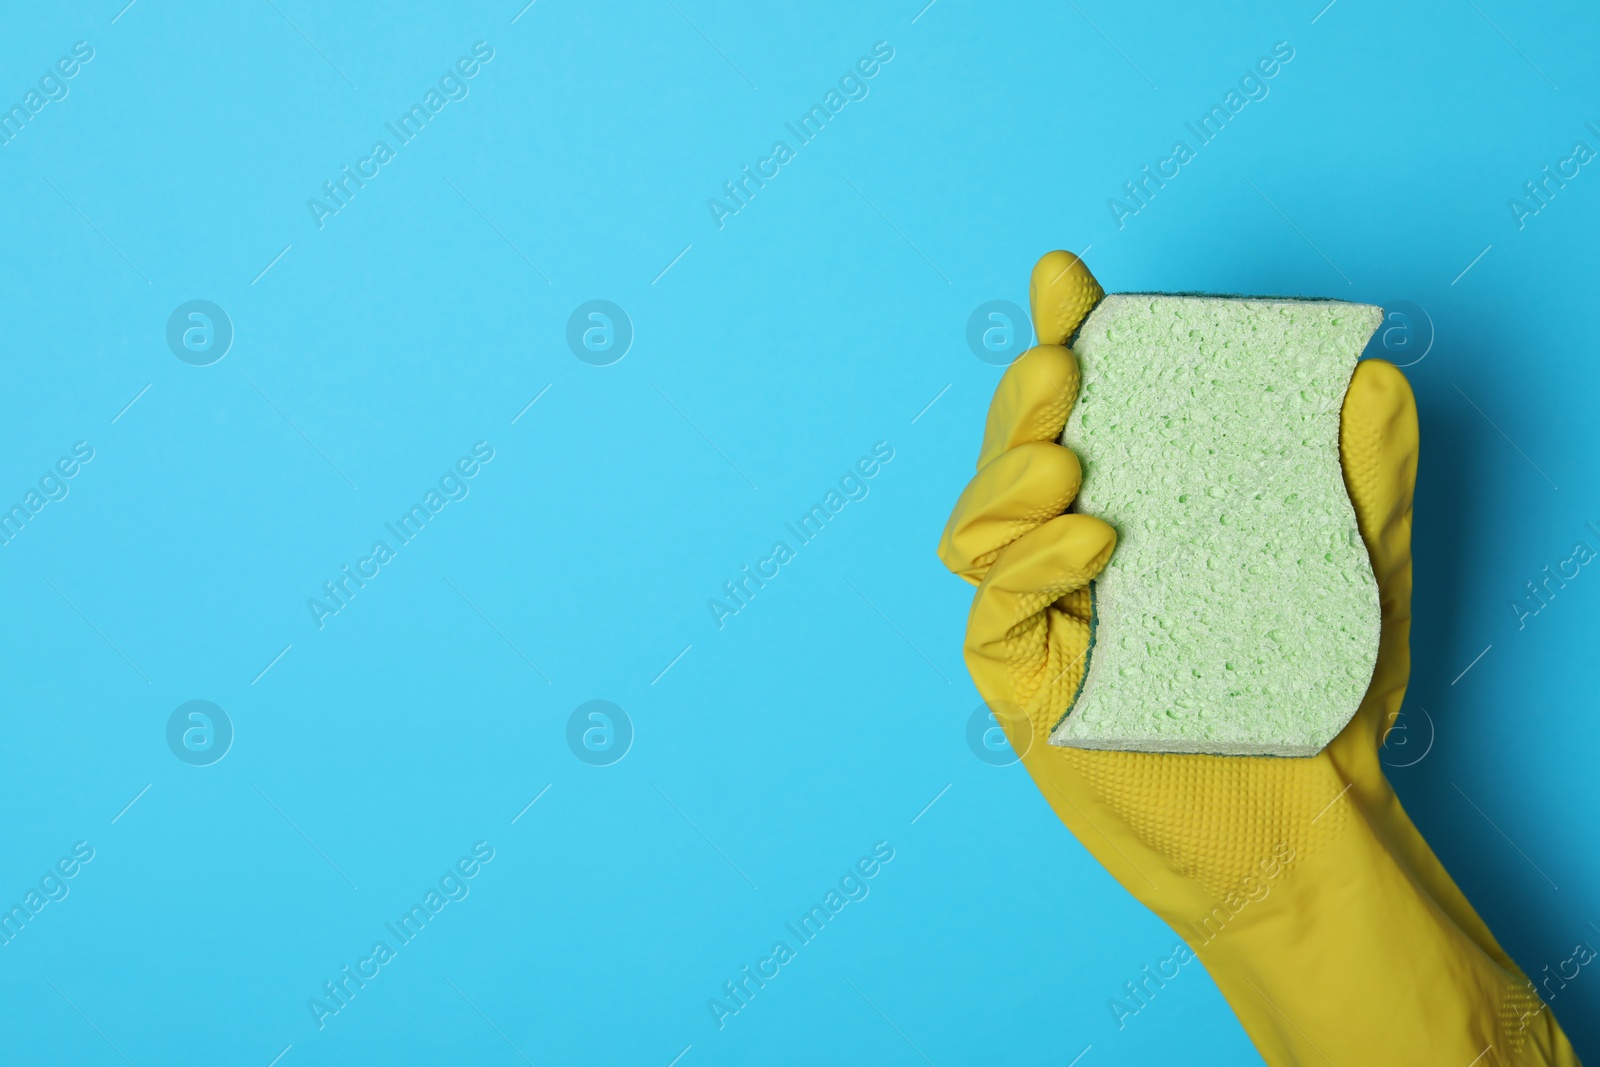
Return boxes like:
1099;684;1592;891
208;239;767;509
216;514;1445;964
1051;294;1384;756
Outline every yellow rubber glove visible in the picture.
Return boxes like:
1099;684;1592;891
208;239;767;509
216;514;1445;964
938;251;1582;1066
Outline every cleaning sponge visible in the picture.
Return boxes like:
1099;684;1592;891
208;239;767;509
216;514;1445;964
1050;294;1383;756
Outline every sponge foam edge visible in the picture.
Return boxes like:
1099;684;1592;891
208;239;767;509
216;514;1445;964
1050;294;1383;757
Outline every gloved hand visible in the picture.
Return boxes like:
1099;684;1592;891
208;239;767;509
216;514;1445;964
938;251;1581;1066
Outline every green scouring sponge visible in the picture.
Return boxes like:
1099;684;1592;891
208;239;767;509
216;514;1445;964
1050;294;1384;757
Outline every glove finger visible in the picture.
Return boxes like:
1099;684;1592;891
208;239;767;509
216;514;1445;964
976;344;1081;470
1331;357;1419;758
1339;358;1418;589
1029;250;1104;347
964;513;1116;713
938;442;1082;585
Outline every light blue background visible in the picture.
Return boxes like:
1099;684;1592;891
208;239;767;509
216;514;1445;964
1;1;1597;1063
